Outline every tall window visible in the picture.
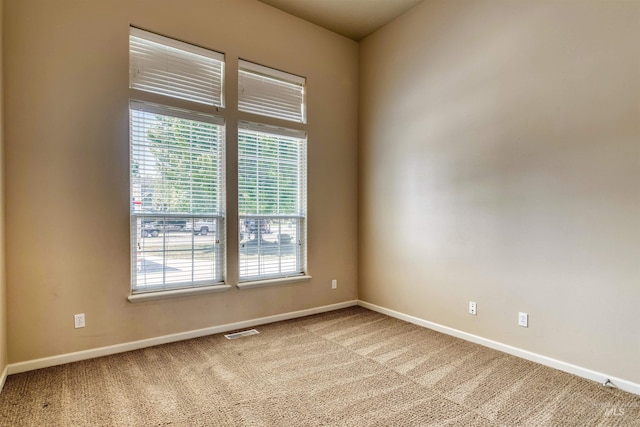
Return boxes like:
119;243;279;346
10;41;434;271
237;61;307;282
129;28;226;293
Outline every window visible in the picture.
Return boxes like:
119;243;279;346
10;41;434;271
129;28;226;294
238;60;306;123
238;123;307;281
128;28;309;291
237;62;307;283
130;27;224;106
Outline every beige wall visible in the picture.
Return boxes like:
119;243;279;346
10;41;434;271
359;0;640;383
0;0;7;377
4;0;358;363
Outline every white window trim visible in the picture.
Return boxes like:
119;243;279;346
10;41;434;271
239;59;305;85
131;27;224;62
239;120;306;139
128;284;232;303
131;100;225;125
236;275;312;290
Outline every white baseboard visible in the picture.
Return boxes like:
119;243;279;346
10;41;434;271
358;300;640;396
7;300;358;376
0;364;7;392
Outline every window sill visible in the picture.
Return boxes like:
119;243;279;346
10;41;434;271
237;275;312;290
128;284;232;303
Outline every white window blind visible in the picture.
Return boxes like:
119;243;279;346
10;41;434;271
238;123;307;281
238;60;306;123
130;27;225;106
130;101;225;293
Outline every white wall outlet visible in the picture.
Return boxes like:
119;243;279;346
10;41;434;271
331;279;337;289
469;301;477;315
518;312;528;327
74;313;86;329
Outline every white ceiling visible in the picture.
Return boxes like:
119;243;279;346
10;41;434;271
258;0;424;41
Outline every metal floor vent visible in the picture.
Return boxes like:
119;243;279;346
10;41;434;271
224;329;259;340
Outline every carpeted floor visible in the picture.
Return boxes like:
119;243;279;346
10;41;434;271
0;307;638;426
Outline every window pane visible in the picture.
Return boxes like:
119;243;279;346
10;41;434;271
130;27;225;106
132;216;224;291
238;128;306;216
131;103;224;216
238;217;303;281
238;60;305;123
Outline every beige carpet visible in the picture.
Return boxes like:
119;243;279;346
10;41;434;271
0;307;638;426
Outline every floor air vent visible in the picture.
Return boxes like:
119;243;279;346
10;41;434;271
224;329;259;340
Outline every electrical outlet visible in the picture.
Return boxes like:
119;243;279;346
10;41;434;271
74;313;86;329
518;312;528;327
331;279;337;289
469;301;477;315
